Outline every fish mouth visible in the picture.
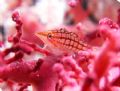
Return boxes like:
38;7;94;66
35;32;49;45
35;32;48;37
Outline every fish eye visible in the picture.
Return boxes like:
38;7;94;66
47;33;52;39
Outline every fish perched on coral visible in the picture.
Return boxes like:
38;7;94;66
36;28;90;54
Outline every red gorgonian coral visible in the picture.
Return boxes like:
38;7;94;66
0;3;120;91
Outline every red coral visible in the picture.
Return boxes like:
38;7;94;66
0;11;56;91
0;8;120;91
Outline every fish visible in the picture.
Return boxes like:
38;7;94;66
35;28;90;54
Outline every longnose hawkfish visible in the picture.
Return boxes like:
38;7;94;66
35;28;90;55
